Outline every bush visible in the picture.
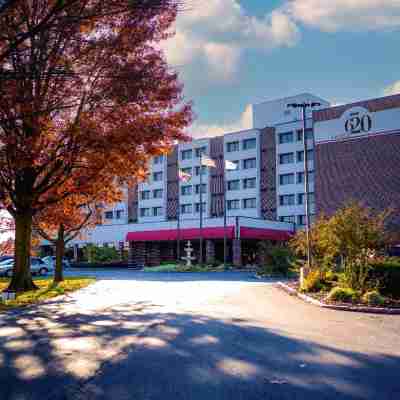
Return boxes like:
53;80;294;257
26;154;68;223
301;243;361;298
301;269;323;293
83;245;120;263
327;287;360;303
368;259;400;299
362;290;385;306
258;244;294;276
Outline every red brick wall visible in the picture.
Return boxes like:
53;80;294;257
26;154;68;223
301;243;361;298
315;132;400;230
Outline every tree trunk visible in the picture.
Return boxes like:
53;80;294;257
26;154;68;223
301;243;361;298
54;224;65;283
7;212;37;292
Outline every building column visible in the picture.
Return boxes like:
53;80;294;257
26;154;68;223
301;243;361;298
205;240;215;265
147;242;161;267
232;239;242;268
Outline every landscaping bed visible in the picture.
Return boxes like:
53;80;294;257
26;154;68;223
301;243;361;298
0;277;95;311
143;263;234;273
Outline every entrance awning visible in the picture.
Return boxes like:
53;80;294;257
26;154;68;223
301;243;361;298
126;226;235;242
240;227;293;241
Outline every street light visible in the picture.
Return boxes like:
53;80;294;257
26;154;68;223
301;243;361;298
287;102;321;268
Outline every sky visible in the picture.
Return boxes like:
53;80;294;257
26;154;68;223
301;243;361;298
161;0;400;138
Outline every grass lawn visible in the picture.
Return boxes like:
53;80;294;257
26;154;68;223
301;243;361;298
0;277;95;310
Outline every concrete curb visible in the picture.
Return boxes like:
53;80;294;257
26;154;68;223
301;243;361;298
276;282;400;315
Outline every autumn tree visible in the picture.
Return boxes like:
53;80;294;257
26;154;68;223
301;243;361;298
0;0;192;292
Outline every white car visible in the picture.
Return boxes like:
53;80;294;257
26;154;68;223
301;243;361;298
0;258;52;277
42;256;71;269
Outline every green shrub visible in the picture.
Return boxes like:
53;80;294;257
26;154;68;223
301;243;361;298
362;290;385;306
368;259;400;298
301;270;323;293
258;243;294;276
143;264;178;272
83;245;120;263
327;287;360;303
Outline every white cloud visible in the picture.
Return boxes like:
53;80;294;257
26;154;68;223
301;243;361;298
284;0;400;32
188;105;253;139
384;81;400;96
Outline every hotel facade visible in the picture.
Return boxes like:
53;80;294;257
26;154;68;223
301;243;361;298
65;92;400;267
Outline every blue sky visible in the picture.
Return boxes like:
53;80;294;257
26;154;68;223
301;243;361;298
162;0;400;137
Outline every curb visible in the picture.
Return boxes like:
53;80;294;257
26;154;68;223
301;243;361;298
276;282;400;315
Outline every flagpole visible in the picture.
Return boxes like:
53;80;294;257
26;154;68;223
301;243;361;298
223;165;227;269
199;153;203;266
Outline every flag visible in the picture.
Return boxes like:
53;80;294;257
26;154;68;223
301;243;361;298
225;160;238;170
179;169;192;182
200;155;216;168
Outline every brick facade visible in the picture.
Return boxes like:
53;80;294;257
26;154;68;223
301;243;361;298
209;136;225;217
166;148;179;220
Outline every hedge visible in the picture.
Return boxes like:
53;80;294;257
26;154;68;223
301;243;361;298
368;259;400;298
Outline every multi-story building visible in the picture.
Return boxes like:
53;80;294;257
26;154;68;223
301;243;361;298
65;92;400;267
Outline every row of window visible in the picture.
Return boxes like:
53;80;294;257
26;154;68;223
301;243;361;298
279;129;313;144
227;198;257;210
279;214;316;225
279;193;315;206
104;210;124;220
279;171;314;185
227;177;256;191
180;202;207;214
140;207;163;217
279;150;314;165
180;165;207;177
226;138;257;152
181;146;207;160
141;189;163;200
181;184;206;196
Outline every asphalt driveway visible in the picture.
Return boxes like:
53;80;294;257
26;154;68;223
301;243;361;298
0;270;399;400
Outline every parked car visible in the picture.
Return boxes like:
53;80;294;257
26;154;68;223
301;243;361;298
0;255;13;263
42;256;71;269
0;257;52;277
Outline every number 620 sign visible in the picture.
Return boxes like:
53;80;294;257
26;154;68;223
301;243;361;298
345;113;372;134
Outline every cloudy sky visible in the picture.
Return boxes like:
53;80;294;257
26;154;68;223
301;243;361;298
162;0;400;138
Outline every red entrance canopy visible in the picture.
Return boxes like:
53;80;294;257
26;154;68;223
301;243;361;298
240;227;293;241
126;226;235;242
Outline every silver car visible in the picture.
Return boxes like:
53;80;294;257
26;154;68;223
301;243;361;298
0;258;52;277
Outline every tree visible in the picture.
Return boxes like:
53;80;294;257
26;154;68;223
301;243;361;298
0;0;192;291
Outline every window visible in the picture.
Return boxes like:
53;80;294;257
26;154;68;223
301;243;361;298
297;129;314;142
181;204;192;214
279;131;293;144
279;173;294;185
195;184;207;194
227;199;240;210
297;193;305;205
153;155;163;164
227;160;240;170
226;141;239;152
181;149;192;160
195;202;206;213
181;167;192;176
297;171;315;184
227;180;240;191
153;171;163;182
243;177;256;189
280;215;295;223
308;171;315;183
243;138;256;150
153;207;163;217
195;165;207;176
141;190;150;200
297;150;314;163
115;210;124;219
297;215;306;225
279;194;295;206
279;153;294;165
243;198;256;209
140;208;151;217
153;189;163;199
104;211;113;219
181;185;192;196
243;158;256;170
195;146;207;158
309;192;315;204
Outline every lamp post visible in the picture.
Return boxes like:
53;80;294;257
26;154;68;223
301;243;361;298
287;102;321;268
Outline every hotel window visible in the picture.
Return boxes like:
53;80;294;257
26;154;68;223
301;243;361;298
140;208;151;217
297;129;314;142
243;177;256;189
153;189;163;199
243;198;256;209
104;211;113;220
115;210;124;219
280;215;295;223
141;190;151;200
299;192;315;205
297;215;306;225
227;180;240;191
226;141;239;152
181;167;192;176
279;194;295;206
243;158;256;170
195;202;206;213
308;171;315;183
153;155;163;164
297;171;315;184
195;184;207;194
195;146;207;158
279;173;294;185
153;171;163;182
195;165;207;176
243;138;256;150
297;150;314;163
181;204;192;214
181;186;192;196
153;207;163;217
279;152;294;165
181;149;192;160
279;131;293;144
227;199;240;210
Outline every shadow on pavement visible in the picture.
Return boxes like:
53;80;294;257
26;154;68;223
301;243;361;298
0;299;399;400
